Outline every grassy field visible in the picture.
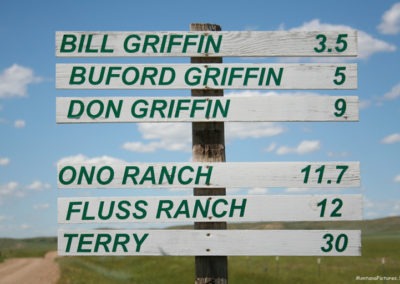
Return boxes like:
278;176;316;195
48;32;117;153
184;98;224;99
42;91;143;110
0;237;57;262
1;217;399;283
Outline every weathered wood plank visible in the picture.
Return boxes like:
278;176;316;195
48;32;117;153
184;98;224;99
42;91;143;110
58;229;361;256
57;161;361;188
56;31;357;57
57;194;363;223
56;95;359;123
55;63;357;90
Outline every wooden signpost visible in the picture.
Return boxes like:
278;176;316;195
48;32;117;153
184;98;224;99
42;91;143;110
58;229;361;256
56;31;357;57
58;195;363;223
55;23;360;284
57;161;360;188
56;63;357;90
56;95;359;123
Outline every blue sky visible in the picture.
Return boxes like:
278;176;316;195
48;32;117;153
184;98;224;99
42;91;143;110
0;0;399;238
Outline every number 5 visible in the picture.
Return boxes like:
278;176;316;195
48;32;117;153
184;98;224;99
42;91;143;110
333;67;346;85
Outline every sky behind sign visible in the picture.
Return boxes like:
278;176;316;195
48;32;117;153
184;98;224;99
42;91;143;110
0;0;399;238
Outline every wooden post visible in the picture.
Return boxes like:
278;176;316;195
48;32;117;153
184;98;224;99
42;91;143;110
191;23;228;284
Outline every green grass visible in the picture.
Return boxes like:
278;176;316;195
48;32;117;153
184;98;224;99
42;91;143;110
0;237;57;262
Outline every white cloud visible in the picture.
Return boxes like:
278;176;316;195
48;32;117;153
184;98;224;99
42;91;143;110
226;123;284;140
290;19;396;59
123;141;165;153
14;119;26;128
248;187;268;195
264;143;277;153
33;203;50;210
276;140;321;155
58;154;126;165
0;157;10;166
0;180;52;202
123;123;191;153
383;83;400;100
285;187;311;193
26;180;51;191
363;197;400;219
378;3;400;34
327;151;350;158
20;224;31;230
394;175;400;183
381;133;400;144
0;64;42;98
0;182;19;196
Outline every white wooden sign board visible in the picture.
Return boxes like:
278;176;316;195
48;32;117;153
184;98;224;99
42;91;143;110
56;31;357;57
58;229;361;256
57;161;360;189
56;95;359;123
56;63;357;90
58;194;363;223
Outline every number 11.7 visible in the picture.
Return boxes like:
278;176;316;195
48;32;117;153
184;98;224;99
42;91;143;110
301;165;349;184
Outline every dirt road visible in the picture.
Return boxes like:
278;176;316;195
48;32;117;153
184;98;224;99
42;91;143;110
0;251;59;284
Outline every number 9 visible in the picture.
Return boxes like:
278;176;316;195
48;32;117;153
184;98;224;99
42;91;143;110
334;98;346;117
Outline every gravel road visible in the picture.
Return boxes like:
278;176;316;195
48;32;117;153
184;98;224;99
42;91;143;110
0;251;59;284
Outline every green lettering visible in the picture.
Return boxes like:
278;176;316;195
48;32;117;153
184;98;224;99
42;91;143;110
150;100;167;118
98;201;114;220
78;234;94;253
112;233;129;252
205;35;222;53
159;67;175;85
67;100;84;119
212;199;228;218
158;166;176;184
173;200;190;218
94;233;111;252
82;201;95;220
131;99;148;118
133;200;148;219
88;66;105;85
105;100;122;118
123;34;141;53
143;35;159;53
122;166;139;185
66;201;82;221
116;200;131;220
69;66;86;85
193;198;210;218
59;166;76;185
141;67;157;85
60;34;77;53
204;67;220;86
87;100;104;119
133;233;149;252
64;233;78;253
229;198;247;217
195;166;213;185
140;166;156;184
213;99;230;118
190;99;206;118
178;166;194;185
266;68;283;86
184;67;201;86
100;35;114;53
156;200;173;219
